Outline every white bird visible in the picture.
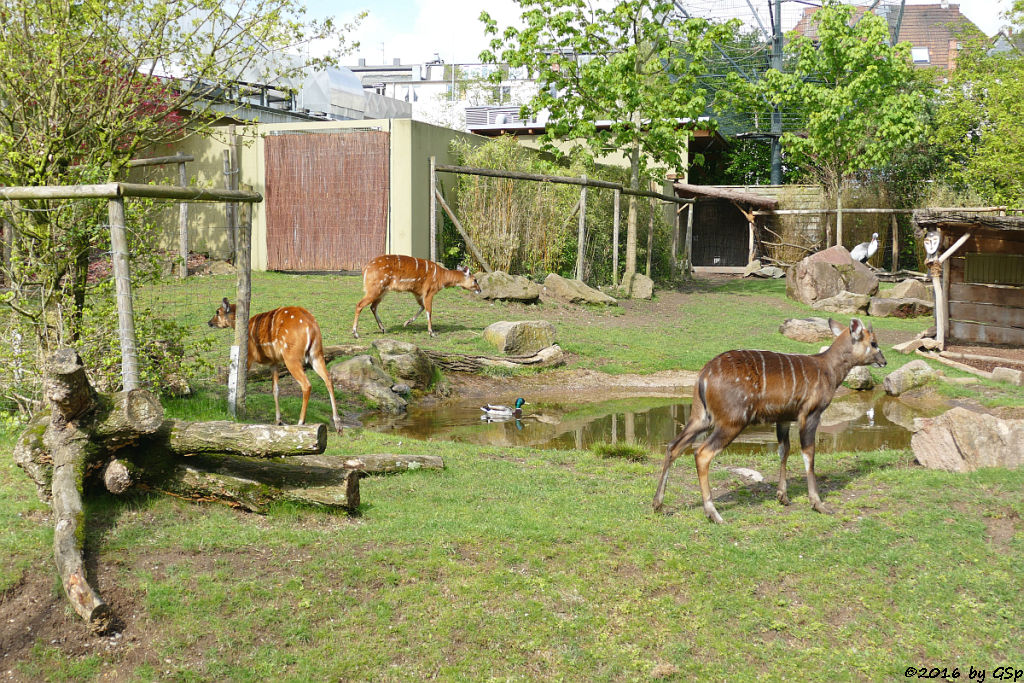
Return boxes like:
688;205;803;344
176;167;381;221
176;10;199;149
850;232;879;263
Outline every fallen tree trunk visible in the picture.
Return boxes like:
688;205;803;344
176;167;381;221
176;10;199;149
423;344;565;372
295;453;445;474
156;420;327;457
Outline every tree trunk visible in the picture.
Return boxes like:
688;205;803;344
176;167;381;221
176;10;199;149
296;453;445;474
623;138;641;282
154;420;327;457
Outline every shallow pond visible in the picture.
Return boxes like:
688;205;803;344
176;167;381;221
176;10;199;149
364;388;947;455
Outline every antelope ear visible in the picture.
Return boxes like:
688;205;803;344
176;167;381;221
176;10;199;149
828;318;844;337
849;318;865;341
222;297;231;311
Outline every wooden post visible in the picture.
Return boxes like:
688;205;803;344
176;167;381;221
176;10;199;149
575;175;587;281
836;190;844;250
231;190;253;418
671;203;680;277
223;125;238;263
646;194;654;277
107;197;139;391
890;213;899;273
683;203;694;276
429;156;437;262
1;217;12;284
178;154;189;279
612;189;621;286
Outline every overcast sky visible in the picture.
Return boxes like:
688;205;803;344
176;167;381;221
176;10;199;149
304;0;1014;66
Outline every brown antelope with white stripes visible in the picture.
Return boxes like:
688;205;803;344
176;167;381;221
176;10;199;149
208;299;343;433
352;255;481;338
653;318;886;523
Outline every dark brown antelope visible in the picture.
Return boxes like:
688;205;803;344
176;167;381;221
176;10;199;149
653;318;886;523
208;299;343;433
352;254;481;338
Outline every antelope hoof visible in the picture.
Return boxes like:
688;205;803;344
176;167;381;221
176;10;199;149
352;329;360;339
776;491;791;506
402;320;412;328
333;419;344;434
429;331;438;338
703;503;725;524
811;500;834;515
652;500;666;514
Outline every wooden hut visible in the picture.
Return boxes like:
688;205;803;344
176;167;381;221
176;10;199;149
672;182;779;273
914;212;1024;347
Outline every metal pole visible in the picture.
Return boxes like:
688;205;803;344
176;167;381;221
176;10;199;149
178;155;189;279
107;197;139;391
770;0;783;185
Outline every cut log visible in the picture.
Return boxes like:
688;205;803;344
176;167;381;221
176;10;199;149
12;410;53;502
103;459;134;495
87;389;165;450
423;344;565;373
43;349;96;422
147;454;360;512
156;420;327;457
294;453;445;474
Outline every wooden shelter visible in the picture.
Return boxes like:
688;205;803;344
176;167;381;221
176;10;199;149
914;212;1024;347
672;182;778;272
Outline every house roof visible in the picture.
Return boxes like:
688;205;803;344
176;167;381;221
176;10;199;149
792;3;982;71
914;211;1024;242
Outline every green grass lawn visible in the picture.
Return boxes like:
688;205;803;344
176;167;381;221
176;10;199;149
2;274;1022;680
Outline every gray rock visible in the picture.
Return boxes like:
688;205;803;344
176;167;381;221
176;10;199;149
811;291;871;314
757;266;786;279
843;366;874;390
482;320;557;355
543;273;618;305
786;245;879;305
912;407;1024;472
373;339;434;389
329;355;406;413
991;367;1024;386
882;359;938;396
477;271;542;303
889;278;933;302
868;297;933;318
391;383;412;395
624;272;654;299
206;261;236;276
779;317;834;343
742;260;763;277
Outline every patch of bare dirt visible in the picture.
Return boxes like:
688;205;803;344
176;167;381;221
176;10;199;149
944;344;1024;375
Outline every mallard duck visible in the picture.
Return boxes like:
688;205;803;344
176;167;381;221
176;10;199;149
480;397;526;418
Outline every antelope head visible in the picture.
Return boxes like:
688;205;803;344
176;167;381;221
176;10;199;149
829;318;887;368
207;297;236;328
457;265;482;294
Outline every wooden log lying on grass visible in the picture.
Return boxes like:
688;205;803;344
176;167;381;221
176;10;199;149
13;349;374;630
296;453;445;474
422;344;565;373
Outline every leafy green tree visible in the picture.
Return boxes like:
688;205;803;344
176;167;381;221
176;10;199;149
722;1;925;247
932;2;1024;205
0;0;360;400
480;0;735;285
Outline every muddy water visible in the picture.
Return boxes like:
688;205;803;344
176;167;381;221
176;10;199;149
364;388;946;455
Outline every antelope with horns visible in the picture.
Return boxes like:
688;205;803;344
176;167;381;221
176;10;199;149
653;318;886;523
208;299;343;433
352;255;481;338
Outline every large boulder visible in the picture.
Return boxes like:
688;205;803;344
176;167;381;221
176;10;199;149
868;297;934;318
372;339;434;389
543;273;618;305
483;320;557;355
811;291;871;314
624;272;654;300
882;359;938;396
477;271;542;303
889;278;933;302
844;366;875;390
779;317;834;343
330;355;407;413
912;407;1024;472
787;245;879;305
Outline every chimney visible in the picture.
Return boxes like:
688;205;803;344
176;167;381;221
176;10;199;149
358;58;366;67
940;0;949;8
393;58;401;66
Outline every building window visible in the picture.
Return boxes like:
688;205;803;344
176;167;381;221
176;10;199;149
912;46;930;64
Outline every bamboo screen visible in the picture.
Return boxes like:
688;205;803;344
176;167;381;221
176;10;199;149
264;130;389;271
